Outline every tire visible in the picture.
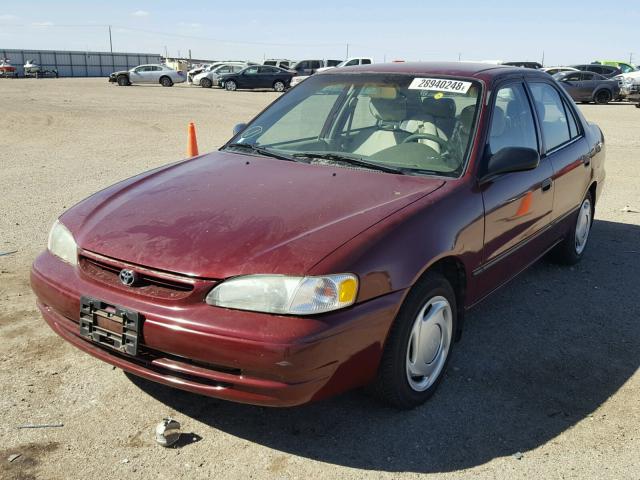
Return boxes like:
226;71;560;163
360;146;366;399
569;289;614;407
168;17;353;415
549;190;594;265
160;76;173;87
225;80;237;91
117;75;129;86
370;272;457;409
273;80;286;92
200;78;212;88
594;89;611;104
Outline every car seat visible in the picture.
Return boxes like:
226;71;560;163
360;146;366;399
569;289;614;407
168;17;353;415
352;96;411;156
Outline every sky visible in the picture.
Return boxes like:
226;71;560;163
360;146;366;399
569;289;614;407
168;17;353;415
0;0;637;66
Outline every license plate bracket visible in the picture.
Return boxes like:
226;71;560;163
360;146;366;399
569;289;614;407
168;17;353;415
79;296;140;356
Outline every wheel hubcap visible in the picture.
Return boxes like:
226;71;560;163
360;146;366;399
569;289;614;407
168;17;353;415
575;198;592;254
406;296;452;392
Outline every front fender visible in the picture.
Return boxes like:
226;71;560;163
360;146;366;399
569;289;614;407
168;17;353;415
308;179;484;306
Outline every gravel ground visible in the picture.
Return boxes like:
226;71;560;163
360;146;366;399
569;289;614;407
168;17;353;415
0;78;638;480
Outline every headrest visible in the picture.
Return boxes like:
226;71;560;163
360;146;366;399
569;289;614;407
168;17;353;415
458;105;476;135
490;106;506;136
422;97;456;118
363;85;397;99
370;97;406;123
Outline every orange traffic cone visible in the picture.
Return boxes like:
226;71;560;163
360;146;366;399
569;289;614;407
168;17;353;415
187;122;199;157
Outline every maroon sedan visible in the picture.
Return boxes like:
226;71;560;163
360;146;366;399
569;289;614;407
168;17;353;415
32;62;605;409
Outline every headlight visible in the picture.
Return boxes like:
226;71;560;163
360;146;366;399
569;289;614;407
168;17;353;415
47;219;78;266
206;274;358;315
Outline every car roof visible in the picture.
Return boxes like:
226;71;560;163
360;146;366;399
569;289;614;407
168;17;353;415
321;61;549;81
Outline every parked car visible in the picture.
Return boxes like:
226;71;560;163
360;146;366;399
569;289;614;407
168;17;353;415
187;63;211;83
0;59;17;77
614;70;640;99
570;64;622;78
291;57;373;87
108;64;185;87
289;59;342;77
553;71;620;104
192;63;246;88
541;66;579;76
502;61;543;69
592;60;637;74
33;62;605;409
264;59;294;69
218;65;293;92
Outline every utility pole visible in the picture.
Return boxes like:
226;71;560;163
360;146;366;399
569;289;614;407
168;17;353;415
108;25;113;53
458;52;461;61
164;46;168;59
630;52;634;64
346;43;349;59
541;50;545;67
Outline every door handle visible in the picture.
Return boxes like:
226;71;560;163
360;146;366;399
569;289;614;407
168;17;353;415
541;178;553;192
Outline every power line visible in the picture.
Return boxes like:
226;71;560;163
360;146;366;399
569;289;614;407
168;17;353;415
0;22;355;48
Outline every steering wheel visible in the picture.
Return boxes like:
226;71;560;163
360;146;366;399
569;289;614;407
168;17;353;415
402;133;448;149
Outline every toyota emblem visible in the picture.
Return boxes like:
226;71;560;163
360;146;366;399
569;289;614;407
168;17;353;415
119;269;138;287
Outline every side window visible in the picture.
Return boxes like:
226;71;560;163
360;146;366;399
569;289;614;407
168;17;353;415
528;83;572;151
311;61;321;69
488;83;537;155
297;61;308;70
244;66;259;75
565;72;581;82
345;59;359;66
362;59;372;65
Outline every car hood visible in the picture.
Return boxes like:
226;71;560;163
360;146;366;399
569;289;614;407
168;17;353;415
62;151;444;278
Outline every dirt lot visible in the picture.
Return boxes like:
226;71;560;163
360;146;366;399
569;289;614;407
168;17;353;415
1;78;638;480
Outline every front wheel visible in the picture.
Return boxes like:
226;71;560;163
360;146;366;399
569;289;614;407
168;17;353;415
117;75;129;86
370;272;456;409
273;80;286;92
200;78;212;88
225;80;237;91
549;191;593;265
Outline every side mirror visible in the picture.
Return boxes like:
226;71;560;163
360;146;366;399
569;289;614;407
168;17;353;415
480;147;540;184
233;123;247;136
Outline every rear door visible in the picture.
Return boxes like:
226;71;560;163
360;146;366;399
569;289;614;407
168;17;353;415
148;66;163;83
257;66;275;87
479;81;555;281
527;81;590;222
579;72;598;98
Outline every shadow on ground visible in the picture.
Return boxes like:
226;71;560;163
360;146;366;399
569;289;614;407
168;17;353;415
128;219;640;473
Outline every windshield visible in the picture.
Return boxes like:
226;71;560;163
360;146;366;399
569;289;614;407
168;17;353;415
226;73;481;177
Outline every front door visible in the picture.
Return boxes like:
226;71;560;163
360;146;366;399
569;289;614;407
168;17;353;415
477;81;555;294
240;66;260;88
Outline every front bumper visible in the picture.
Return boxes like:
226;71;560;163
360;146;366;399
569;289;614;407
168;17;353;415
31;251;402;406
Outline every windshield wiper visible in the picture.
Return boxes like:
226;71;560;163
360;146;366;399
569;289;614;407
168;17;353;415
291;152;405;174
223;143;299;162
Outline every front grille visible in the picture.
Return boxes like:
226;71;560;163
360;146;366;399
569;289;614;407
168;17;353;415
78;253;203;300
